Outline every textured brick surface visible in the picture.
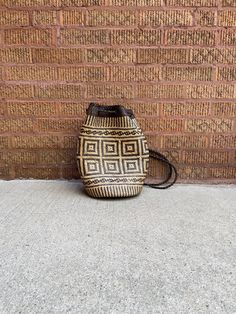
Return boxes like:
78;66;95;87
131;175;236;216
33;10;57;25
195;10;216;26
62;10;84;25
32;48;84;63
4;29;55;46
0;2;235;183
139;10;193;27
0;11;29;26
218;10;236;26
87;10;136;26
0;48;32;63
0;0;60;7
6;102;58;116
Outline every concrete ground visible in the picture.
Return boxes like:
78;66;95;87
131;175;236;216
0;180;235;314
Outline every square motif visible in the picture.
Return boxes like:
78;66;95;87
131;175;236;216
102;140;119;156
143;157;149;173
123;158;140;173
103;159;121;174
122;140;139;156
83;159;101;175
141;139;149;155
83;139;100;156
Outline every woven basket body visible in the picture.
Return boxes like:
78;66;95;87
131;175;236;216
76;103;149;198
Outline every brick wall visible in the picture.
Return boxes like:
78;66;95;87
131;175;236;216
0;0;235;183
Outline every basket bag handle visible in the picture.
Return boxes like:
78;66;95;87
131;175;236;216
144;149;178;189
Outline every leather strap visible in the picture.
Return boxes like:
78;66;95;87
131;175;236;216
144;149;178;189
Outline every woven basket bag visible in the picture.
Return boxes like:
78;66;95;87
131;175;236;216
76;103;177;198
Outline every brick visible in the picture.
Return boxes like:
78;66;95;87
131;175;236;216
147;160;167;179
0;103;4;117
0;136;9;149
162;66;212;81
190;48;236;64
62;10;83;25
60;102;87;116
12;135;60;148
0;166;10;179
220;30;236;46
166;30;215;46
7;102;57;116
33;10;57;25
57;66;109;82
165;0;217;6
145;134;161;149
0;48;32;63
1;0;61;8
6;66;58;81
87;84;133;98
137;48;190;64
34;84;85;100
1;0;60;7
6;151;38;164
218;11;236;26
217;67;236;81
195;10;216;26
0;10;29;26
38;149;75;164
162;103;210;116
4;29;55;46
162;135;208;149
161;150;182;163
37;118;82;132
178;166;208;180
86;10;136;26
0;84;34;99
0;66;3;80
15;167;60;179
61;29;109;45
210;135;236;148
62;135;77;148
32;48;84;64
183;151;230;164
135;84;185;99
209;167;236;179
222;0;236;6
62;166;80;179
108;0;162;5
111;29;162;45
139;118;184;132
211;102;236;116
86;48;136;64
60;0;106;6
139;10;193;27
186;119;233;132
0;119;34;132
127;103;160;116
110;66;160;82
186;84;235;99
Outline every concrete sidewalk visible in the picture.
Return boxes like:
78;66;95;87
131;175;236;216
0;180;235;314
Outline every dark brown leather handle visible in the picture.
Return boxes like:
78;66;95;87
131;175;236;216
144;149;178;189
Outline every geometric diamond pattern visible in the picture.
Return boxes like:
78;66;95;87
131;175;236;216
81;137;149;176
122;140;139;156
103;159;121;174
102;140;119;156
83;159;101;175
123;158;140;173
83;139;100;156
